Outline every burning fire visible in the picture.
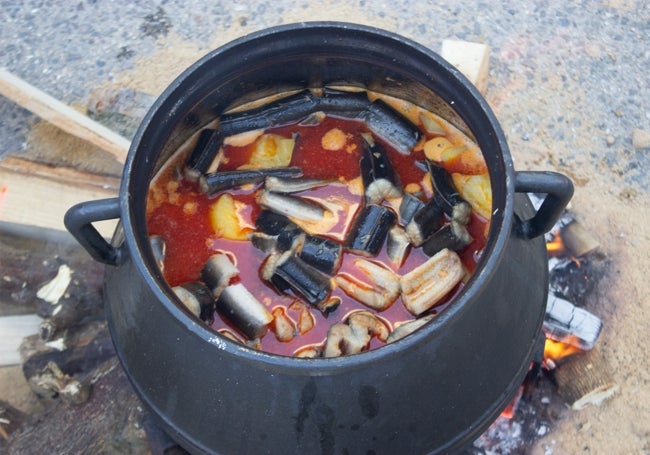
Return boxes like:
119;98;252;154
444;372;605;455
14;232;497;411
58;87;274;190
546;231;565;257
543;336;583;363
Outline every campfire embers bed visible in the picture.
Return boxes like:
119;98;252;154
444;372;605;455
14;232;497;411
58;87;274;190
467;197;615;454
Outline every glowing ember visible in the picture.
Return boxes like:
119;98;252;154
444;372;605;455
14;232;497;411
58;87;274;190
500;385;524;419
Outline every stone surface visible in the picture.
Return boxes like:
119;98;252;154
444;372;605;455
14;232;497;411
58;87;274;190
632;128;650;149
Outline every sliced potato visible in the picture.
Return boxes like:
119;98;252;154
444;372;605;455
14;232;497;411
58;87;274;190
224;129;264;147
243;134;295;169
419;111;447;135
209;193;253;240
452;173;492;220
440;145;467;164
442;146;488;175
423;137;454;161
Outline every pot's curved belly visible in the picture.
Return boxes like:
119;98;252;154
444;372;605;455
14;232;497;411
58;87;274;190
104;194;546;455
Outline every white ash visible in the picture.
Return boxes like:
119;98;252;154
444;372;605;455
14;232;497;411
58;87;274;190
36;264;72;304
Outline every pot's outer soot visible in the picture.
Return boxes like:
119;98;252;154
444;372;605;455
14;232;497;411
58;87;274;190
66;23;571;454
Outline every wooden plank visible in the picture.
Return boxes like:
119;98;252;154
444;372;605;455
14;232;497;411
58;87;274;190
440;39;491;94
0;166;118;238
0;156;121;192
0;315;42;366
554;348;619;410
0;68;130;163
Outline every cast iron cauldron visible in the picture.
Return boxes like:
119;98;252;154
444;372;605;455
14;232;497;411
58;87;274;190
65;23;573;454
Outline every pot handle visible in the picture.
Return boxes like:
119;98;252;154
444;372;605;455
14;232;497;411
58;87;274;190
64;197;123;266
514;171;574;239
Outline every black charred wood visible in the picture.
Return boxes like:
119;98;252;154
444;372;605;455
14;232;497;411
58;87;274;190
22;328;115;404
543;294;603;351
22;329;115;382
0;400;26;443
0;234;104;317
549;256;606;306
7;354;148;454
39;295;101;341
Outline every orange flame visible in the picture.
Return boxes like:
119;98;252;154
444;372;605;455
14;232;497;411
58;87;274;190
546;233;565;257
544;337;583;362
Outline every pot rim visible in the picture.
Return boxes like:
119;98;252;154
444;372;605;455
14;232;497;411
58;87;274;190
120;21;515;372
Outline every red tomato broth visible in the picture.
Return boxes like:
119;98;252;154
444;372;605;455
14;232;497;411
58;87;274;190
146;113;489;357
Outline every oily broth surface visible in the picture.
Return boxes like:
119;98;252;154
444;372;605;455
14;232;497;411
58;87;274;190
147;109;490;356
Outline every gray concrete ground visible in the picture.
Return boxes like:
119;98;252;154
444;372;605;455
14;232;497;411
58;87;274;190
2;1;648;188
1;1;649;454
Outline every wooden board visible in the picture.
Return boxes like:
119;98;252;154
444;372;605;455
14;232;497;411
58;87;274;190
0;68;130;163
440;39;491;94
0;159;119;239
0;315;42;366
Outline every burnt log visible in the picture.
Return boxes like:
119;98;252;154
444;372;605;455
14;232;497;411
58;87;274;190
553;348;618;410
0;233;104;321
543;294;603;351
561;220;602;258
21;324;115;404
0;401;26;446
6;357;150;455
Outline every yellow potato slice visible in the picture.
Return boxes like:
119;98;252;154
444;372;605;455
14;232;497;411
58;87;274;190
243;134;295;169
452;173;492;220
423;137;454;161
209;193;253;240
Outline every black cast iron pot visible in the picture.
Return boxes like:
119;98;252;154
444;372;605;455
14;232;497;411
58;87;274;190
65;23;573;454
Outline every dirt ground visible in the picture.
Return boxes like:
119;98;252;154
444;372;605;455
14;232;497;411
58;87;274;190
1;1;649;454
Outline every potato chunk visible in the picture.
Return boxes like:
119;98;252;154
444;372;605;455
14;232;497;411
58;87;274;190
452;173;492;220
243;133;295;168
209;193;253;240
423;137;454;161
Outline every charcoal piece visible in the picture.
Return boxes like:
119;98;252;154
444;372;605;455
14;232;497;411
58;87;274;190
549;257;606;306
